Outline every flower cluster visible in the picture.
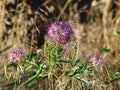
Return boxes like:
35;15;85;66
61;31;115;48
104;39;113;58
90;55;103;68
7;48;24;62
46;20;73;44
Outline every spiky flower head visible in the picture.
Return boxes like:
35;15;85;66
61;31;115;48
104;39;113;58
90;55;103;68
46;20;73;44
7;48;24;62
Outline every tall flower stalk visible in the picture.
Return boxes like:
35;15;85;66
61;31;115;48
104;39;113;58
46;20;73;70
5;48;25;80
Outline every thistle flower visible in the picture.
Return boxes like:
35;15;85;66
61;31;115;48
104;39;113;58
90;55;103;68
7;48;24;62
46;20;73;44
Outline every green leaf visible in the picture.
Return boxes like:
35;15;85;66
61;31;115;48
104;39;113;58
4;63;18;80
73;59;80;66
4;83;15;90
20;64;44;86
117;31;120;35
56;64;62;69
71;48;76;61
70;62;88;77
4;64;9;80
25;52;37;62
105;72;120;84
28;82;37;89
75;77;89;85
64;70;71;75
8;63;17;69
58;60;70;63
43;41;47;53
99;48;110;53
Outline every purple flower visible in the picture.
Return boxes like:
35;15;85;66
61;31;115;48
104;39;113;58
46;20;73;44
7;48;24;62
90;55;103;68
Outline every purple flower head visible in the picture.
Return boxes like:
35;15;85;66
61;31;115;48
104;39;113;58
7;48;24;62
90;55;104;68
46;20;73;44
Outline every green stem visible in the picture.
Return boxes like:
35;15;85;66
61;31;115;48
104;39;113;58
105;65;111;79
4;64;9;80
20;74;37;86
20;64;43;86
105;75;120;84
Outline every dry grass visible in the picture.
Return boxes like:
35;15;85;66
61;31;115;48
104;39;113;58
0;0;120;89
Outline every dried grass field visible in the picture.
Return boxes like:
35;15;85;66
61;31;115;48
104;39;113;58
0;0;120;90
